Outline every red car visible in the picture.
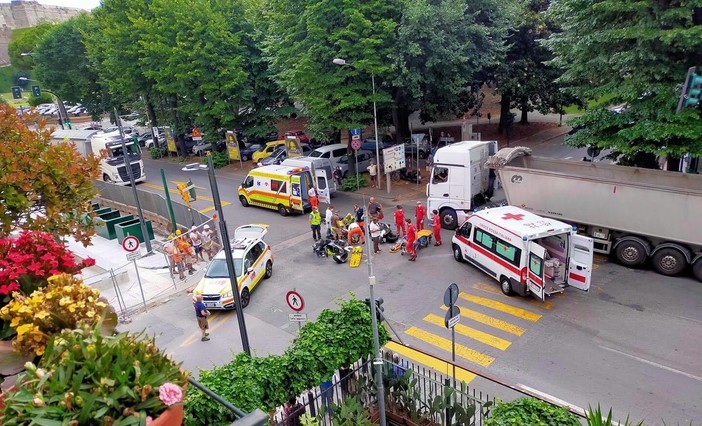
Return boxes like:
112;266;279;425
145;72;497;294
283;130;309;144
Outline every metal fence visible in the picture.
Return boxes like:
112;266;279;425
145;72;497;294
93;180;211;230
270;353;494;426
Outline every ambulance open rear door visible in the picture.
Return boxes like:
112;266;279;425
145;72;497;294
567;234;594;292
526;243;546;301
316;169;331;204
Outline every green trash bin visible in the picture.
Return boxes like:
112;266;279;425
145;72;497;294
98;210;121;221
96;214;134;240
115;218;154;244
94;207;112;217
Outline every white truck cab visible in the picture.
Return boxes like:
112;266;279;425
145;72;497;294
451;206;594;301
427;140;498;229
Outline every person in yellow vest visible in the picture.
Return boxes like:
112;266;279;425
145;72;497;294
309;206;322;241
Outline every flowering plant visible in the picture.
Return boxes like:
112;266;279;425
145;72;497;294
1;324;188;425
0;274;113;357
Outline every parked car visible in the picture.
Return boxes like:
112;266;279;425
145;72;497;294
247;130;279;145
257;144;312;166
361;136;394;152
239;143;264;162
309;143;349;169
283;129;310;144
336;150;375;178
192;140;227;156
252;140;287;163
403;134;430;159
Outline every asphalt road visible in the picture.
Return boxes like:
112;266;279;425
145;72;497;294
121;144;702;424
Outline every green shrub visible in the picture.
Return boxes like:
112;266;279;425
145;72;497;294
184;297;389;426
202;151;229;169
149;146;167;159
341;174;367;191
485;397;580;426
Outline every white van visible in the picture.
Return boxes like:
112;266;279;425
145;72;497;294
451;206;593;302
281;156;337;196
309;143;349;168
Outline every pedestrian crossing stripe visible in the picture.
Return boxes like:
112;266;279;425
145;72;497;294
423;314;511;350
385;341;476;384
471;282;555;309
405;327;494;367
459;293;542;322
439;305;526;336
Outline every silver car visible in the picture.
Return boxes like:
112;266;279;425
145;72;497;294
336;150;375;178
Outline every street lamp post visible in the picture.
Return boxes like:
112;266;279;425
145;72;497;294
182;157;252;355
18;76;69;127
333;58;388;192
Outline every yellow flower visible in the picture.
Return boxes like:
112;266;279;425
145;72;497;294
59;296;71;306
16;323;34;336
35;311;50;320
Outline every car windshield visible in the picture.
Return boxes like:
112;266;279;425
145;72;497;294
248;144;263;151
205;258;243;278
338;154;349;164
309;150;324;158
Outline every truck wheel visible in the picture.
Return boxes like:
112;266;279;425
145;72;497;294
500;276;514;296
615;240;647;267
652;248;687;276
239;195;249;207
692;259;702;282
102;174;113;183
452;244;463;262
440;209;458;230
278;204;288;216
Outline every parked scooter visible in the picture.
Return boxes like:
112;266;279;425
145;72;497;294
391;168;422;183
378;222;399;244
312;238;353;264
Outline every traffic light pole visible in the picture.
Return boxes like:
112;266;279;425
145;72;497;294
115;108;153;254
364;209;386;426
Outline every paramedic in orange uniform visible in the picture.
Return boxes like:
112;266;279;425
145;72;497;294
415;201;426;231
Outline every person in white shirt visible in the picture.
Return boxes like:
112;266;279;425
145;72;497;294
325;205;334;239
367;161;378;187
308;186;318;209
369;217;382;254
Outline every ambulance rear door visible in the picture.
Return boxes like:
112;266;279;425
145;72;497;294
316;169;331;204
527;243;546;301
567;234;594;291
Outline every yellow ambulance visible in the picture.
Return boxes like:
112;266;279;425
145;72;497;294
238;165;329;216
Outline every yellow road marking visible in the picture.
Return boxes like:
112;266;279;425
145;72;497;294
471;282;555;309
180;312;220;347
405;327;494;367
439;305;526;336
423;314;511;350
198;201;231;214
385;341;476;384
459;292;542;322
142;182;216;202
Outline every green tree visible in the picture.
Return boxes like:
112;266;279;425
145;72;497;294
32;14;114;117
391;0;510;136
7;22;54;71
545;1;702;166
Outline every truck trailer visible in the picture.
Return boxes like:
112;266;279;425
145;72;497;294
51;129;146;185
486;147;702;281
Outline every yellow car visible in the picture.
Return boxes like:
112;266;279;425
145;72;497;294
251;140;286;163
193;224;272;309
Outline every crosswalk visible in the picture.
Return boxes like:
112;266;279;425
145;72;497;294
385;282;555;384
142;181;232;213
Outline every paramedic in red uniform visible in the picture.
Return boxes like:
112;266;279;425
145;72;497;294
431;209;442;246
405;218;417;261
415;201;426;231
308;187;319;209
394;205;406;238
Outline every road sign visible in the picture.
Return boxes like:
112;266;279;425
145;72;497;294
351;138;361;151
122;236;140;253
288;313;308;322
192;127;203;141
286;290;304;312
443;283;459;307
126;250;142;261
383;144;406;174
444;305;461;328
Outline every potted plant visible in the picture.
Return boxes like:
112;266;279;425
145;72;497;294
0;324;188;425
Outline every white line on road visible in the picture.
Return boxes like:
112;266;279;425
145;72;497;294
600;345;702;383
516;384;586;417
563;156;572;160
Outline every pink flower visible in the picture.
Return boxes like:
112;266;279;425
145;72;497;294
158;383;183;406
146;416;153;425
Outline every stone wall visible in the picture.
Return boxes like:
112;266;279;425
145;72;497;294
0;0;85;65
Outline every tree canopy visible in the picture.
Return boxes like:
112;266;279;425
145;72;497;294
545;0;702;164
0;106;100;246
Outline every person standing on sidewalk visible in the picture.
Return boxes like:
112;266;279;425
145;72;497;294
394;205;406;238
175;230;196;275
415;201;426;231
431;209;442;246
193;294;210;341
309;207;322;241
367;160;378;187
405;218;417;261
164;235;178;277
369;217;382;254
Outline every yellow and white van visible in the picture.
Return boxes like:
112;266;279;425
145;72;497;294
238;165;330;216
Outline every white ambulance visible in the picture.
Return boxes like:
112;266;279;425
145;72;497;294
451;206;594;301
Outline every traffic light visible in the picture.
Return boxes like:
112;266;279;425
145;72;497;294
364;297;385;322
177;183;191;207
11;86;21;100
678;66;702;112
31;85;41;97
187;178;197;201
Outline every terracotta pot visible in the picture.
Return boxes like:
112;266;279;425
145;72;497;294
149;403;184;426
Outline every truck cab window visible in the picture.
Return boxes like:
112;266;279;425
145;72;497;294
432;167;448;184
